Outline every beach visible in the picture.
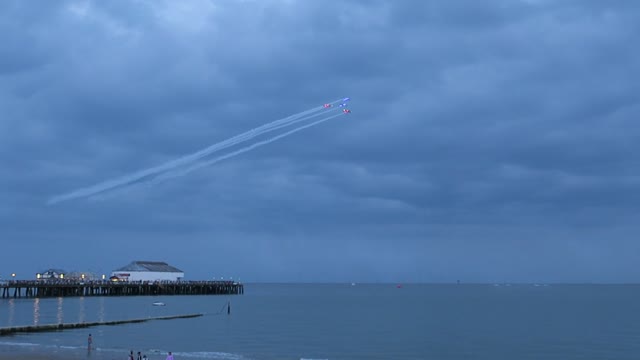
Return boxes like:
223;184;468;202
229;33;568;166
0;350;166;360
0;352;98;360
0;355;55;360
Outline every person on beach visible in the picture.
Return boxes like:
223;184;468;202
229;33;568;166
128;350;135;360
137;351;142;360
87;333;92;350
166;351;175;360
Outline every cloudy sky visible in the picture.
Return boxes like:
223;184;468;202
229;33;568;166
2;0;639;283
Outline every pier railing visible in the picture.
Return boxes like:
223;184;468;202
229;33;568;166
0;280;243;298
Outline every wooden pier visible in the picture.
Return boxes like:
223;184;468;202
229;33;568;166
0;280;243;299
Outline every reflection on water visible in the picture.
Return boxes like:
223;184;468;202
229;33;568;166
98;297;105;323
1;296;111;327
57;297;64;324
33;298;40;325
7;299;14;326
78;297;85;323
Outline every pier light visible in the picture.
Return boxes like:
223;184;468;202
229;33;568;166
36;273;41;279
11;273;15;278
102;274;106;280
81;274;85;279
60;273;64;279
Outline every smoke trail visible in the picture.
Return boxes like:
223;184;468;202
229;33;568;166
48;101;347;204
48;106;331;204
155;113;343;182
90;112;344;201
204;107;334;154
89;113;344;201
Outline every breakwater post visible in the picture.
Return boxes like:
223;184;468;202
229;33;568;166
0;280;243;299
0;313;204;336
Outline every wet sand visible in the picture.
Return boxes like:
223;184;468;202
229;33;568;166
0;350;165;360
0;354;77;360
0;354;96;360
0;356;78;360
0;355;52;360
0;350;126;360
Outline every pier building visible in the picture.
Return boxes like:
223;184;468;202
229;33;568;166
111;261;184;282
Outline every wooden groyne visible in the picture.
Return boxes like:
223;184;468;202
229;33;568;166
0;313;203;336
0;280;243;299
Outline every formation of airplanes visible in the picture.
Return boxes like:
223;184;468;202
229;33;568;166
323;97;351;114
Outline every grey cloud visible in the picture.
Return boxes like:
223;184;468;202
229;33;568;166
1;0;640;282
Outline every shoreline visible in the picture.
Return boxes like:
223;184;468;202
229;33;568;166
0;345;162;360
0;350;163;360
0;351;97;360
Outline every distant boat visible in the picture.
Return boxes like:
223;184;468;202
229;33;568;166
152;302;165;306
351;282;356;286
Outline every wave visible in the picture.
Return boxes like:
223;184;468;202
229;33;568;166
0;341;41;347
141;348;247;359
0;342;90;351
173;351;248;359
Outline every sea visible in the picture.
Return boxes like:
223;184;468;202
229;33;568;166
1;283;640;360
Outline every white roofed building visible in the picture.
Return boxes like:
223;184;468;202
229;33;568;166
111;261;184;282
37;269;66;280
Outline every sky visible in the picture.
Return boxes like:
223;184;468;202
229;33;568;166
2;0;640;283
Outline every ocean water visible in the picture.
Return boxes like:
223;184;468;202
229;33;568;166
1;283;640;359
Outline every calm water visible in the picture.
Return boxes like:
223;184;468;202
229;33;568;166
1;284;640;359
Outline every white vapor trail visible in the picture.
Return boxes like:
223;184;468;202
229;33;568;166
154;113;343;182
89;112;343;201
48;100;348;204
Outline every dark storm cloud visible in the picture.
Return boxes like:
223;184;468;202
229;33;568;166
2;0;640;283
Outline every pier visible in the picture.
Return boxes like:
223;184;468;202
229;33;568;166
0;313;203;336
0;280;243;299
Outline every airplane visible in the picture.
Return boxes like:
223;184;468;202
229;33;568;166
343;109;351;114
323;104;332;108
